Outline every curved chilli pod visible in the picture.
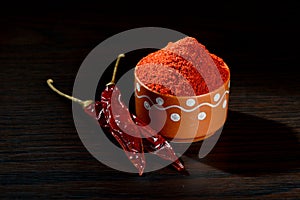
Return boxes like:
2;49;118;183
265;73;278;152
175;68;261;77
99;84;145;175
101;83;185;173
132;115;185;172
46;53;186;176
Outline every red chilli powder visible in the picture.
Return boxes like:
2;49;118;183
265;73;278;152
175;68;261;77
135;37;229;96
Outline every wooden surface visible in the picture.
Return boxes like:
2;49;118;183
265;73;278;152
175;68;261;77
1;2;299;199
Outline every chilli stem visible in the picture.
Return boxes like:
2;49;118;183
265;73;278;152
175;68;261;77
47;79;93;108
106;53;125;86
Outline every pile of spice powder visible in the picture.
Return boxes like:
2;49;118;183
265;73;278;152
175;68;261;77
135;37;229;96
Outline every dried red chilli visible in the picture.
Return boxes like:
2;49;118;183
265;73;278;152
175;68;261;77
104;85;185;173
132;116;185;172
47;54;185;175
70;94;146;175
99;84;145;175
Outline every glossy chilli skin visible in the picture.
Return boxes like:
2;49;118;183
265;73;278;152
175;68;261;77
132;115;185;172
84;84;185;175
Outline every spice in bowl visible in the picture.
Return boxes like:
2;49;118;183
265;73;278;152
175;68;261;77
135;36;230;142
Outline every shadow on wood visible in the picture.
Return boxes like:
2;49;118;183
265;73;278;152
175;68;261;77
183;110;300;176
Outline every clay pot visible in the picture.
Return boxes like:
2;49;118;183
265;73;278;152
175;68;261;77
134;64;230;143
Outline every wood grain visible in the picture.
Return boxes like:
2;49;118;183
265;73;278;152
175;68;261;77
1;3;299;199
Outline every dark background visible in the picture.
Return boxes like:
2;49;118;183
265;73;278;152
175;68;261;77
1;1;299;199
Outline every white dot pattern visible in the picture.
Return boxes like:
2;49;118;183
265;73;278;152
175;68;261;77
144;101;150;110
186;99;196;107
222;99;227;108
136;82;140;92
214;93;220;102
170;113;180;122
198;112;206;120
156;97;164;105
